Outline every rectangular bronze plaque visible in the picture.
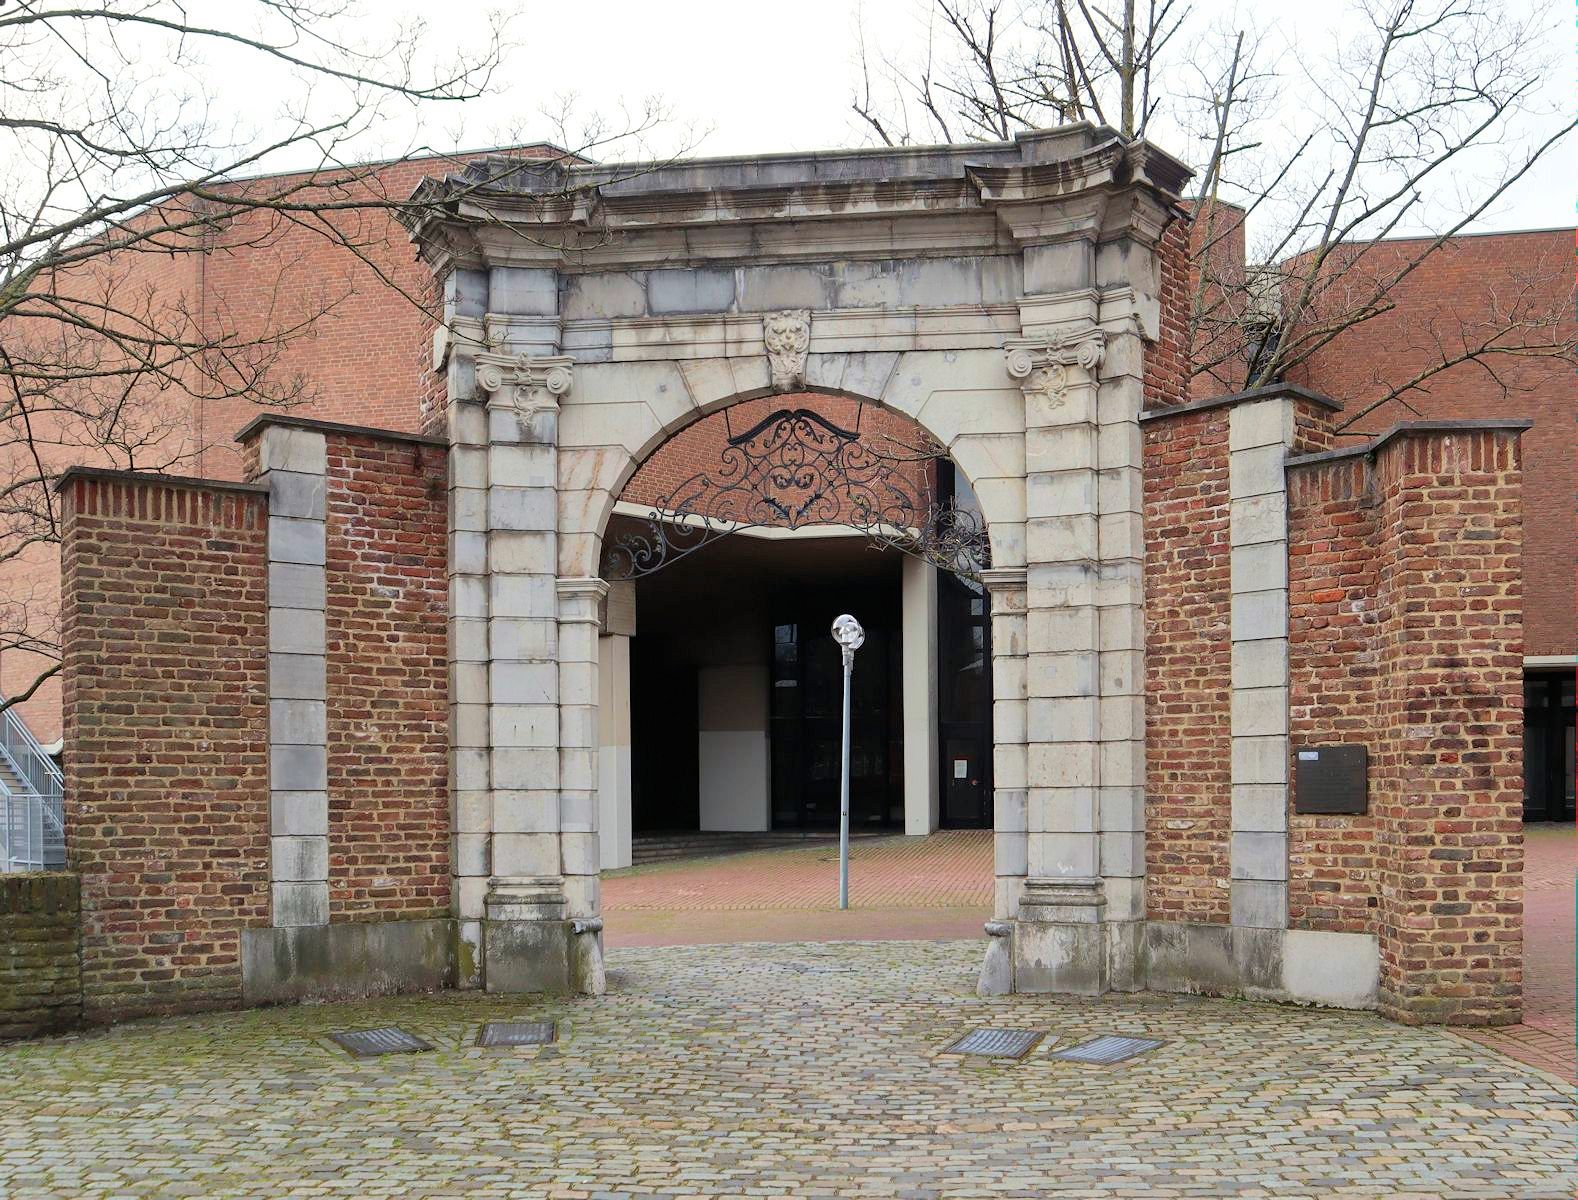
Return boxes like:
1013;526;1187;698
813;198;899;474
1294;744;1369;814
1052;1035;1163;1065
477;1020;557;1048
329;1027;432;1057
941;1028;1046;1059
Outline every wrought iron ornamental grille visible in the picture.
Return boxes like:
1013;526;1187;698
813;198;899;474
603;405;988;581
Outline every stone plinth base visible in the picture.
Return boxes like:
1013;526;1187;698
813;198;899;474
983;908;1381;1011
481;919;606;994
240;918;453;1006
481;877;604;994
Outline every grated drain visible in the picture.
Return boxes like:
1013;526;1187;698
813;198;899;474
941;1028;1046;1059
1051;1035;1163;1064
476;1020;557;1048
329;1027;433;1058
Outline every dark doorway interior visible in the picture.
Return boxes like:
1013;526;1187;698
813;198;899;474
1524;670;1575;822
938;571;993;828
630;639;699;832
769;577;903;832
624;526;903;834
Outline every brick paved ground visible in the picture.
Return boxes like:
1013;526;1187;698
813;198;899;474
604;831;991;946
1;939;1572;1199
1455;822;1574;1083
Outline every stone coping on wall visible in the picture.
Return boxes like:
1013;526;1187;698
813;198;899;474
1284;418;1534;467
52;465;268;496
234;413;447;449
1137;382;1344;424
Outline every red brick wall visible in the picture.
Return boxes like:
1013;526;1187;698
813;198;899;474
60;474;269;1020
322;433;450;920
1288;230;1574;656
1142;405;1232;922
1287;455;1382;934
1144;210;1193;411
1184;199;1250;400
1370;429;1525;1024
1286;427;1525;1020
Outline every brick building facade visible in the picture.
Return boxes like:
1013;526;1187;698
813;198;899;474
2;126;1557;1032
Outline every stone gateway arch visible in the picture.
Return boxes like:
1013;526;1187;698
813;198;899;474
55;126;1526;1029
407;127;1187;999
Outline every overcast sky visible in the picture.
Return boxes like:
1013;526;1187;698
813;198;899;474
383;0;1573;237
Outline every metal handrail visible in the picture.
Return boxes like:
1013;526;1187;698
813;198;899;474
0;700;63;870
0;760;45;872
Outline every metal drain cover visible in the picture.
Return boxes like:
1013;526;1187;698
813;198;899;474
329;1027;433;1057
941;1028;1046;1059
1052;1035;1163;1064
476;1020;557;1048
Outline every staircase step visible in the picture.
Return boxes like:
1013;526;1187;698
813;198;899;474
630;830;887;865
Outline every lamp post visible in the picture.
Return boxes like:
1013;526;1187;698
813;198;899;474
831;613;865;910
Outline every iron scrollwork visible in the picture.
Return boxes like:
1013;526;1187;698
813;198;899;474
603;405;989;581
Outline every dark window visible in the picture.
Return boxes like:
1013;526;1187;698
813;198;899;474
1523;671;1576;822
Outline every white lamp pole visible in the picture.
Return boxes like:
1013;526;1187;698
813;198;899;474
830;614;865;910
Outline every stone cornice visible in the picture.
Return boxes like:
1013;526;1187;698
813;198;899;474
403;124;1192;274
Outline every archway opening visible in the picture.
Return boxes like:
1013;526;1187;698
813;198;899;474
591;392;997;947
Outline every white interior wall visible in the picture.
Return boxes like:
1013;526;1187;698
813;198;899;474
597;633;633;869
902;557;940;834
697;662;772;832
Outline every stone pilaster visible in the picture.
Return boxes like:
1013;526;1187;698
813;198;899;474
1228;397;1295;928
1094;327;1148;987
447;394;491;981
1008;318;1111;994
260;426;329;928
473;352;584;992
980;566;1029;921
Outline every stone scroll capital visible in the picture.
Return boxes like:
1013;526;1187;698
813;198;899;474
1004;327;1106;400
475;352;574;417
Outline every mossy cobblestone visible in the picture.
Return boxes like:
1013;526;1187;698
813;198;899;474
0;940;1571;1198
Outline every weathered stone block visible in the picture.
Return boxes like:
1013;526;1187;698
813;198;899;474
259;427;326;475
269;744;327;792
1230;831;1288;881
1231;880;1287;928
269;470;326;520
271;881;328;928
268;516;325;566
1231;589;1288;643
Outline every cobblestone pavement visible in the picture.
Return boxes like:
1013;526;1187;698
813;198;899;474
2;940;1572;1199
608;827;1576;1085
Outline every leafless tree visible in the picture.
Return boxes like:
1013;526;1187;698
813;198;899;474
852;0;1576;422
0;1;664;716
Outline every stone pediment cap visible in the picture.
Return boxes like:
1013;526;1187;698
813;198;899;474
1285;418;1534;468
53;465;266;496
1138;383;1344;424
234;413;446;449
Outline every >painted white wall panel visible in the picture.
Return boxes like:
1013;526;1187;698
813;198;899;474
698;663;771;832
